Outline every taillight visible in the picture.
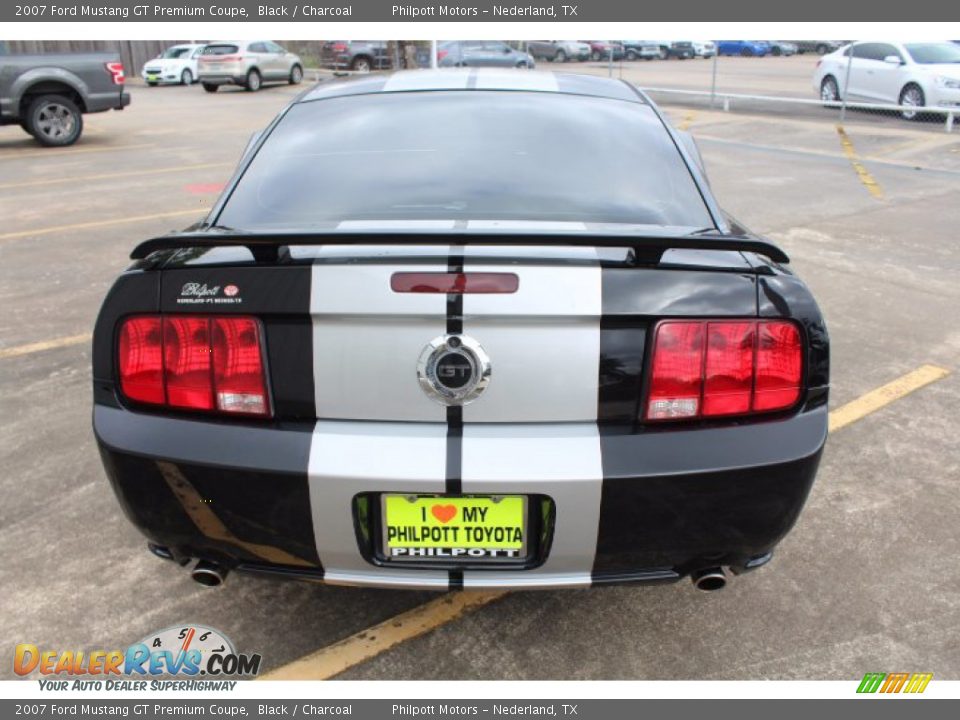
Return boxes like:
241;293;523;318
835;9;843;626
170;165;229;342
645;319;802;421
118;317;163;404
212;318;269;415
104;62;125;85
437;49;449;61
117;315;270;417
332;43;348;53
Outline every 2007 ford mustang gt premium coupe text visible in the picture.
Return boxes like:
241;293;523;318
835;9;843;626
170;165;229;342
93;70;829;592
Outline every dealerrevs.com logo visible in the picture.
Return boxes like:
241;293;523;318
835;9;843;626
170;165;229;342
14;625;261;690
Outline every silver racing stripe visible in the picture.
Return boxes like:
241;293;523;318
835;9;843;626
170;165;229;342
307;420;449;589
310;260;448;422
460;257;602;423
460;423;604;588
460;253;604;587
307;248;604;588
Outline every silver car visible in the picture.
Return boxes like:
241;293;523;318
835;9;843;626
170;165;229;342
198;41;303;92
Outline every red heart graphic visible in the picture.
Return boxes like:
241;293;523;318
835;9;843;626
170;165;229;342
431;504;457;524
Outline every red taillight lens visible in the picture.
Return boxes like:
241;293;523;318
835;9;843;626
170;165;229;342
118;317;164;405
117;315;269;417
647;322;705;420
703;322;755;417
646;319;803;421
753;321;802;411
437;49;449;61
104;62;125;85
332;43;348;53
164;317;214;411
212;318;268;415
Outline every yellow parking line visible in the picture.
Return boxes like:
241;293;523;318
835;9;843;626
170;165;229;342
258;591;507;680
836;125;884;199
0;209;203;242
678;112;696;131
0;163;231;190
0;143;155;161
258;362;951;680
0;333;91;360
828;364;950;432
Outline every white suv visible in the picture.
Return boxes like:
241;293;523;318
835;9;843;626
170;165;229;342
198;41;303;92
814;41;960;118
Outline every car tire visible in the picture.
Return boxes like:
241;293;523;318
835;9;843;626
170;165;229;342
659;47;669;60
181;69;193;86
202;83;219;93
899;84;926;121
245;69;261;92
555;50;567;63
351;56;372;73
772;47;782;57
625;50;637;61
740;48;753;57
516;61;528;69
591;51;601;61
24;94;83;147
289;65;303;85
816;44;829;55
820;76;840;105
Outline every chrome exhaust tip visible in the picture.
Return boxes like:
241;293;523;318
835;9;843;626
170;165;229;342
691;567;727;591
191;560;228;587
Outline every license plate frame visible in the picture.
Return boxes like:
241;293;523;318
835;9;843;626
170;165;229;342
379;494;529;565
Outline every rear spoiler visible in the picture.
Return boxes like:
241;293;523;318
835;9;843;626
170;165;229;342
130;230;790;264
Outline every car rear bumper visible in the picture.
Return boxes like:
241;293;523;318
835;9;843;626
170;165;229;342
94;402;827;590
86;90;130;113
198;74;246;86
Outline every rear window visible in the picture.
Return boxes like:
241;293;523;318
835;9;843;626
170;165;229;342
217;91;713;231
202;44;239;55
161;47;191;59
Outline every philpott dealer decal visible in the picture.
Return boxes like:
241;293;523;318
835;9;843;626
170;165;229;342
14;624;261;691
177;283;243;306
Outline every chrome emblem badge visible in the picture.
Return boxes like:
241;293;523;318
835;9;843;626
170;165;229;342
418;335;491;406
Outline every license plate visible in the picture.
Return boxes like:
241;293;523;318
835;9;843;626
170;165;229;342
381;494;526;562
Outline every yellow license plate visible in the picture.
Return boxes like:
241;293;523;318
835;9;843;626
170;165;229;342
381;494;526;562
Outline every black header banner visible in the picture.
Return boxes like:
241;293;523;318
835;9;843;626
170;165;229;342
3;0;956;22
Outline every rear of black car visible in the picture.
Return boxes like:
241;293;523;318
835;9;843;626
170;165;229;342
92;73;828;591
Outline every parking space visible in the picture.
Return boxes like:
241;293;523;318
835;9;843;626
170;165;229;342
1;75;957;680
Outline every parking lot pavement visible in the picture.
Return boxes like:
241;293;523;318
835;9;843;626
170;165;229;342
1;80;958;680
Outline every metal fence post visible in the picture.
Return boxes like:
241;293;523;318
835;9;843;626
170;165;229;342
430;40;438;69
947;112;955;134
840;48;854;124
710;52;718;109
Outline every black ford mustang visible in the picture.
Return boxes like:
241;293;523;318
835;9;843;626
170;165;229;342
93;70;829;591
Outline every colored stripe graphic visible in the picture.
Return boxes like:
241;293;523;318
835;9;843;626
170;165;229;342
857;673;886;693
857;672;932;694
904;673;933;694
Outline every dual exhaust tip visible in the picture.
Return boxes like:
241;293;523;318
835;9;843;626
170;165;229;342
190;559;228;588
186;557;727;591
691;567;727;591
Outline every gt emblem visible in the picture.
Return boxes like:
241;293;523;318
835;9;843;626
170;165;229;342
417;334;491;406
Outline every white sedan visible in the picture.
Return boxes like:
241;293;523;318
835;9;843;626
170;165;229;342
142;44;206;86
813;41;960;118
